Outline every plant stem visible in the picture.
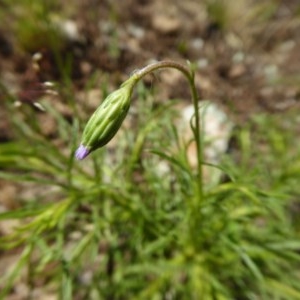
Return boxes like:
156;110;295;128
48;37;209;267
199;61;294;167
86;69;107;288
133;61;203;202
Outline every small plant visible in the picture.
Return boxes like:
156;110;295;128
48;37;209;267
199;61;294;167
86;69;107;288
0;61;300;300
76;61;203;184
74;60;300;299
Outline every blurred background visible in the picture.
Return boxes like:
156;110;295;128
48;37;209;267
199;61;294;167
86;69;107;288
0;0;300;299
1;0;299;122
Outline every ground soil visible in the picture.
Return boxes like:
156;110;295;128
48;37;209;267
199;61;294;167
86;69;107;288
1;1;300;127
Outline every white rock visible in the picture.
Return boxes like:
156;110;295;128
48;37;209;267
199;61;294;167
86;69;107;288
179;101;234;186
156;101;233;187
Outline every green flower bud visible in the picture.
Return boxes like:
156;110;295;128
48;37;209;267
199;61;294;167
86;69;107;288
75;77;137;160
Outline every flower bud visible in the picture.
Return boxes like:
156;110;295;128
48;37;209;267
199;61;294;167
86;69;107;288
75;77;137;160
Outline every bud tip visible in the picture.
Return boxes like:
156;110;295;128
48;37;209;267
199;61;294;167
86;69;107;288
75;144;90;160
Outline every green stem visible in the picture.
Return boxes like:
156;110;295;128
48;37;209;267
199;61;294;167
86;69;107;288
133;61;203;201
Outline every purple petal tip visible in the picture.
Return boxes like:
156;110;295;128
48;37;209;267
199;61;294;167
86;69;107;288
75;144;90;160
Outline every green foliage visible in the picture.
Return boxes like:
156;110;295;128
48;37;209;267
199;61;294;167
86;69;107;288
1;0;66;53
0;75;300;300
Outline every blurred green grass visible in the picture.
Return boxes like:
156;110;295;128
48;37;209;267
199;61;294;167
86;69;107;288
1;79;300;299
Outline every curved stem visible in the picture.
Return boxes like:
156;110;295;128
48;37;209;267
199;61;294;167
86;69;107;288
133;61;203;201
134;61;192;81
